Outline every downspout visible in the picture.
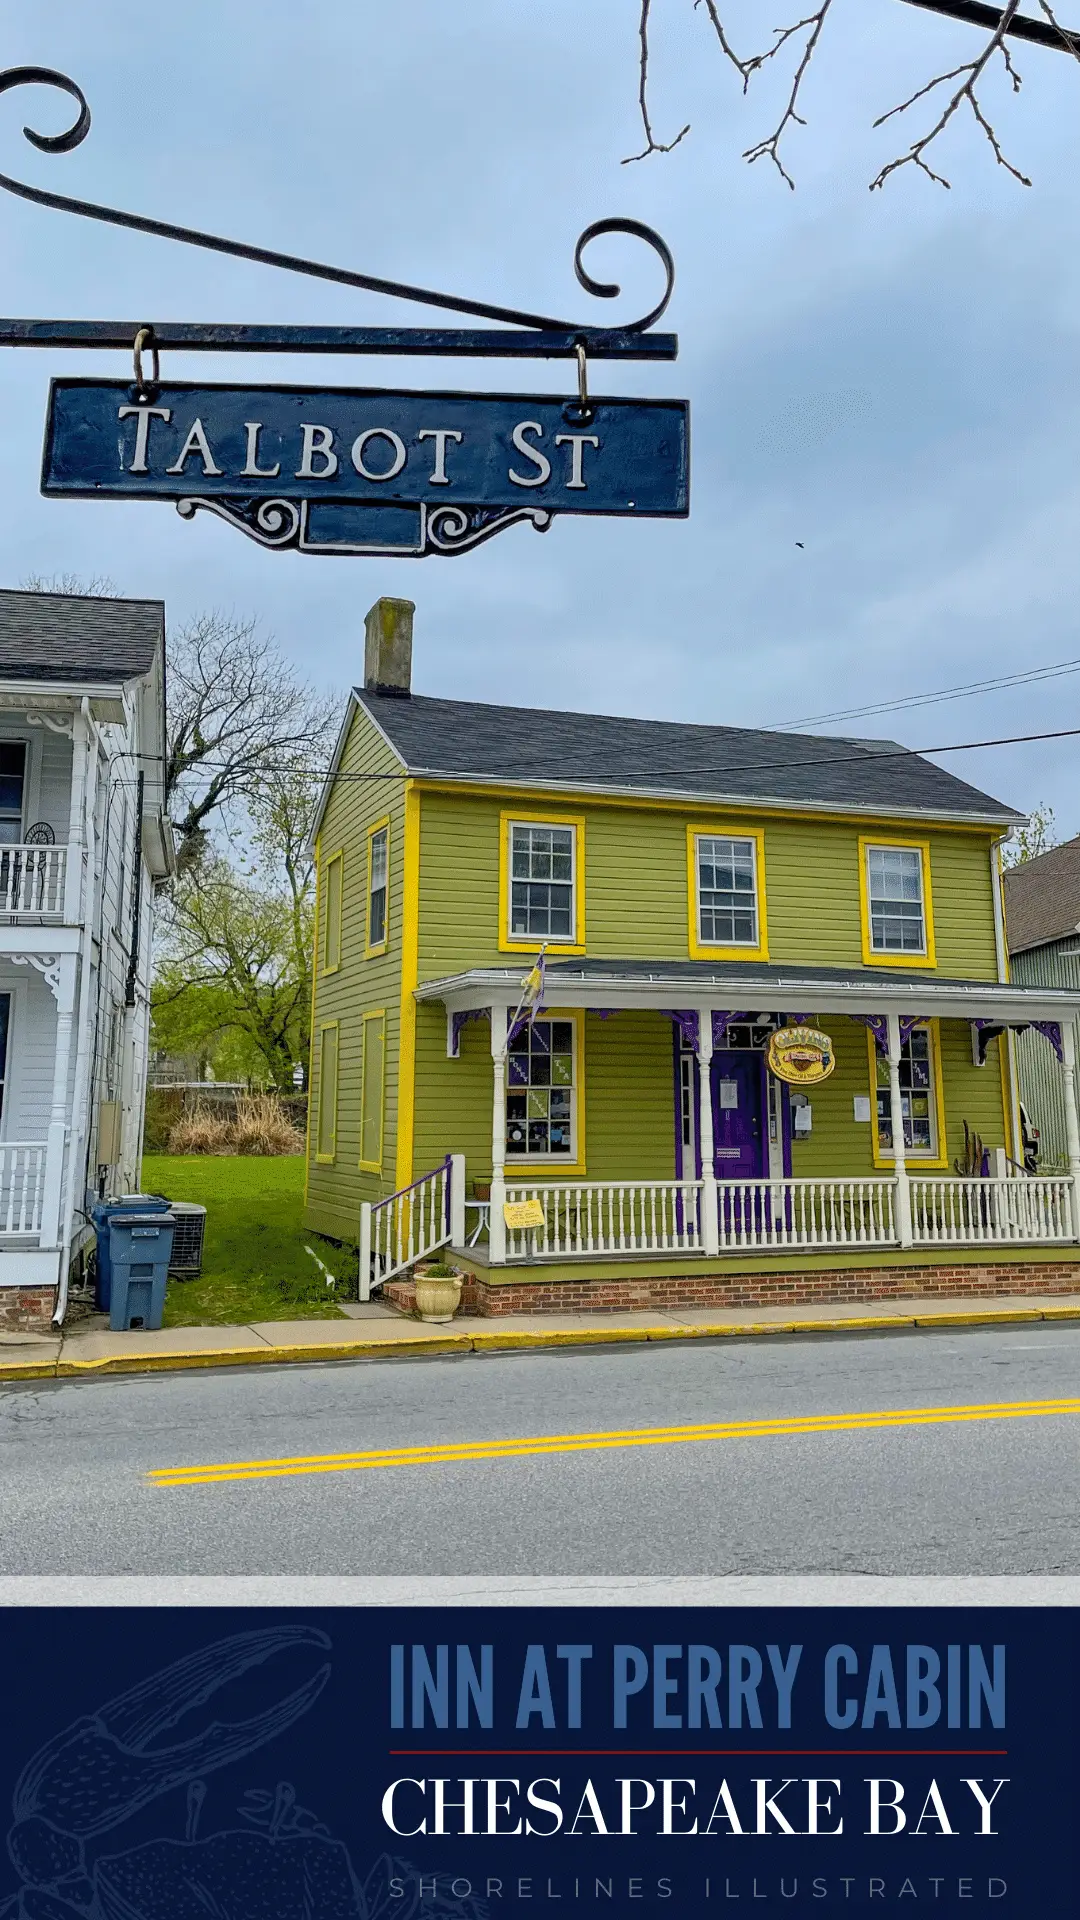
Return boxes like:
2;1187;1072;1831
53;701;100;1325
991;836;1024;1165
124;771;145;1008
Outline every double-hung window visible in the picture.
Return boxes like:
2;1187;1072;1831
690;829;766;956
863;842;932;961
0;743;26;845
506;1017;576;1160
873;1023;940;1159
367;821;389;955
506;819;580;946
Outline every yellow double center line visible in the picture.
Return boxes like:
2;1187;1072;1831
148;1395;1080;1489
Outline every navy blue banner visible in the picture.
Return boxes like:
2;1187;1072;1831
41;382;689;518
0;1608;1073;1919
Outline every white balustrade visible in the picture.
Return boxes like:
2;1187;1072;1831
0;845;68;918
910;1175;1075;1245
717;1177;897;1252
359;1156;454;1298
503;1180;703;1260
0;1143;47;1238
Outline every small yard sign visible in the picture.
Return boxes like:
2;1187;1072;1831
504;1199;546;1231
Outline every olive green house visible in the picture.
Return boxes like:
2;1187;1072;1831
304;599;1080;1312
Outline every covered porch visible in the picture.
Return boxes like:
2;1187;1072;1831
411;960;1080;1270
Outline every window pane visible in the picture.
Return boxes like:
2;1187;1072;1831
0;743;25;825
323;856;342;969
868;847;925;953
697;836;758;946
506;1019;575;1158
509;823;576;941
875;1026;938;1154
368;828;388;949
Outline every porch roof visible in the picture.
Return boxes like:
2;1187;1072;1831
415;957;1080;1024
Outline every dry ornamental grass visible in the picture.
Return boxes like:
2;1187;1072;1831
166;1093;304;1157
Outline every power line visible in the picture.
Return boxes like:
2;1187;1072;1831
773;654;1080;730
174;719;1080;788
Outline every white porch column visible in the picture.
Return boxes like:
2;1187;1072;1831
886;1013;913;1250
696;1007;720;1257
488;1005;509;1265
40;954;78;1250
1060;1017;1080;1242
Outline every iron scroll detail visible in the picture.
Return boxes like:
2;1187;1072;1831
175;496;554;558
0;66;674;336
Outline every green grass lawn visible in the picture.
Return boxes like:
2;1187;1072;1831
141;1155;354;1326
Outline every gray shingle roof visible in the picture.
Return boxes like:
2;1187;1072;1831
1004;835;1080;954
358;691;1022;822
0;588;164;683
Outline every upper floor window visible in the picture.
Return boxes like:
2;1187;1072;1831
367;821;389;955
864;843;930;958
321;851;343;973
0;743;26;845
508;819;579;944
689;827;767;957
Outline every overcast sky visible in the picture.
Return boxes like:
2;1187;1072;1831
2;0;1080;830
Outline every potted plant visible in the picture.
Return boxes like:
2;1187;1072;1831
412;1260;463;1323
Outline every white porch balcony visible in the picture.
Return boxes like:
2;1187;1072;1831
0;844;75;923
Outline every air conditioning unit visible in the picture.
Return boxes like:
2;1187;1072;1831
168;1202;207;1276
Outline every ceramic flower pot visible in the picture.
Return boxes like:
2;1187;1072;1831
413;1272;462;1324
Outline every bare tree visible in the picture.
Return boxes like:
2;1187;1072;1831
21;571;118;597
627;1;1080;190
165;611;337;864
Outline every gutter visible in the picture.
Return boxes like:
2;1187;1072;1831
53;699;100;1326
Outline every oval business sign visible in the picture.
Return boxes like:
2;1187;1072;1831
767;1025;836;1086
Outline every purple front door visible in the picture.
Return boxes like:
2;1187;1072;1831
711;1052;766;1180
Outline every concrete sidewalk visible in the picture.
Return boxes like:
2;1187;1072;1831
2;1292;1079;1384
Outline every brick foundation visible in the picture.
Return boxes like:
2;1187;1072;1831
0;1287;57;1332
384;1258;1080;1318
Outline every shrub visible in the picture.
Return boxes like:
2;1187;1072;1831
231;1092;305;1157
166;1102;233;1155
164;1093;303;1156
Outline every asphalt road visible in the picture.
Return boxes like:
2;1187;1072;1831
1;1325;1079;1574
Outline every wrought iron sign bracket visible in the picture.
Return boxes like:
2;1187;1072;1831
0;65;685;558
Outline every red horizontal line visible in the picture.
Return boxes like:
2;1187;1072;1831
388;1749;1008;1758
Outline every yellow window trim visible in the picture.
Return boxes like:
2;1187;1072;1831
498;810;586;955
359;1008;387;1172
858;834;937;969
504;1007;586;1177
315;1020;340;1164
365;815;391;959
686;822;769;962
867;1019;949;1170
320;848;344;975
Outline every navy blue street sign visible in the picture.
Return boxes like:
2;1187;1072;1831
42;378;689;557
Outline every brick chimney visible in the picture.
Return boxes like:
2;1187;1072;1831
363;597;414;696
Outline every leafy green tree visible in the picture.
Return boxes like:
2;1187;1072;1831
1003;803;1059;867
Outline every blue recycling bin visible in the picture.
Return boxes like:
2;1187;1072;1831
92;1193;169;1310
107;1211;176;1331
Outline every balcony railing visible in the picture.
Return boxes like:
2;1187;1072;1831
0;845;68;919
910;1175;1075;1245
717;1177;897;1252
0;1142;47;1238
504;1180;704;1260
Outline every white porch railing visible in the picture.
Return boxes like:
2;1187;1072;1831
910;1175;1075;1245
0;1143;47;1238
0;845;67;919
359;1155;463;1300
504;1180;704;1260
717;1177;897;1252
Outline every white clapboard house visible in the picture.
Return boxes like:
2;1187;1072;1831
0;588;173;1322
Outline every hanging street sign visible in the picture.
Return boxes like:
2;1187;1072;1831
42;378;689;557
1;63;687;562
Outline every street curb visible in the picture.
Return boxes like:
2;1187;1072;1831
2;1302;1079;1385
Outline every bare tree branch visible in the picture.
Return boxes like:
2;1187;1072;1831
624;0;1077;190
870;0;1030;189
624;0;692;162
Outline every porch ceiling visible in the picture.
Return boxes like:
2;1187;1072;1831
415;958;1080;1023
